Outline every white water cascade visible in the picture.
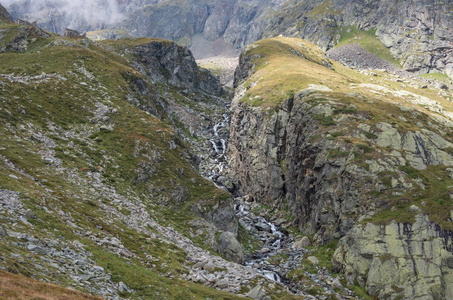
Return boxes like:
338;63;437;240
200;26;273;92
207;113;230;182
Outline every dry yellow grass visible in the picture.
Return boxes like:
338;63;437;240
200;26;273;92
241;37;453;124
239;37;355;108
0;270;102;300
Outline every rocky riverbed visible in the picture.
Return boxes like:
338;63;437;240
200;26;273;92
234;196;361;299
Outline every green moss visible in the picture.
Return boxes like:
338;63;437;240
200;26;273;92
364;131;378;140
330;131;344;138
309;1;340;16
314;114;336;126
328;148;349;158
356;144;374;154
420;72;450;81
333;108;357;115
399;165;419;179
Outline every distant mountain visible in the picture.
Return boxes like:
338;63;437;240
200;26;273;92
262;0;453;76
6;0;453;78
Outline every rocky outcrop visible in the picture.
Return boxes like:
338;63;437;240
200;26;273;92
128;40;225;97
228;37;453;298
0;4;13;22
0;24;51;53
64;28;85;38
263;0;453;76
333;215;453;299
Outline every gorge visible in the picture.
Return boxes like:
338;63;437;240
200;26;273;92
1;1;453;299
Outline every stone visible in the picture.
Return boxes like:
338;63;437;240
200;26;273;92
217;279;229;289
437;82;448;90
24;209;36;219
409;205;421;213
332;277;343;288
0;227;6;236
193;261;207;269
292;236;311;249
118;281;128;293
246;285;267;300
255;222;272;233
216;176;235;192
307;256;319;264
44;158;54;164
218;231;244;264
27;244;47;255
203;261;216;272
64;28;84;38
100;125;113;132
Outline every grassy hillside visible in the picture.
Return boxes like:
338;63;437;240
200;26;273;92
0;19;249;299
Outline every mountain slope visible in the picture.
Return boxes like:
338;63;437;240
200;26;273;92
229;36;453;299
262;0;453;76
0;8;300;299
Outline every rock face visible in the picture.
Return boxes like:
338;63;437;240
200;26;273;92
122;0;284;48
0;4;13;22
228;37;453;298
333;215;453;299
129;40;226;97
262;0;453;75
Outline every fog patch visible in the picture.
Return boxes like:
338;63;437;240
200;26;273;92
1;0;124;33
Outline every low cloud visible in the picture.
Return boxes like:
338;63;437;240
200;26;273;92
1;0;125;32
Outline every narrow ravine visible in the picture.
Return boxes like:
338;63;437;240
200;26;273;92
204;113;361;299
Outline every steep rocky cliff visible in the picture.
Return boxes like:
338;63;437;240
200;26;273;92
229;36;453;299
263;0;453;76
121;0;283;48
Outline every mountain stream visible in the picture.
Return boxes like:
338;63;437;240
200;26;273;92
205;114;360;299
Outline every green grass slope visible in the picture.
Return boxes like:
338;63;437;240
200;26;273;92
0;21;245;299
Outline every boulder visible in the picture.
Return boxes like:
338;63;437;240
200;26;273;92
292;236;311;249
218;231;244;264
64;28;85;38
246;285;267;300
216;176;235;192
203;261;216;272
307;256;319;265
